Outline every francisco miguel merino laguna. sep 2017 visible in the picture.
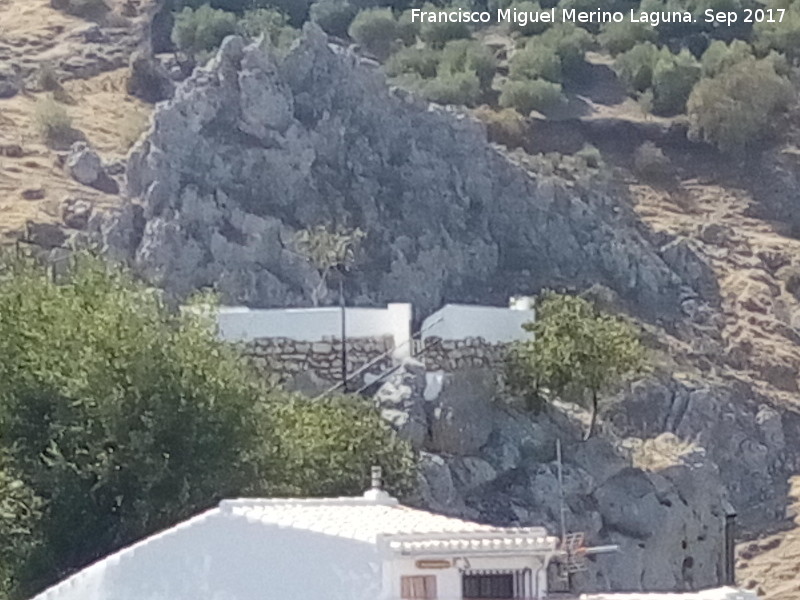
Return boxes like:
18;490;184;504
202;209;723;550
408;6;771;26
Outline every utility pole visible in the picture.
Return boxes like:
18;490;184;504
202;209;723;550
340;275;347;392
557;438;566;545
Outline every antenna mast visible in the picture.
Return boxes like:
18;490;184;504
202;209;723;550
556;438;566;544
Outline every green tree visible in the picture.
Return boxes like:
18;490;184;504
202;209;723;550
0;458;42;600
754;0;800;61
271;395;415;497
687;58;792;155
506;291;646;440
171;4;238;57
0;255;412;598
509;44;562;83
438;40;497;92
651;48;701;115
499;78;563;115
348;8;405;59
598;19;656;56
531;24;592;78
386;47;441;79
422;71;482;105
419;4;472;48
294;225;366;306
240;8;299;49
614;41;660;93
309;0;358;37
700;39;753;78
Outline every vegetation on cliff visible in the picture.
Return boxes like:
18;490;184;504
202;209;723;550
0;255;413;600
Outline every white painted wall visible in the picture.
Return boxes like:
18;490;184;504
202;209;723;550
389;555;549;600
421;304;535;344
32;509;385;600
215;303;413;358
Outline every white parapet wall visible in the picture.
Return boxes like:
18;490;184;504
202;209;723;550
420;303;536;345
215;303;413;359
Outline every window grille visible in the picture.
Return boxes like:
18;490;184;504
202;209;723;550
401;575;438;599
462;569;531;599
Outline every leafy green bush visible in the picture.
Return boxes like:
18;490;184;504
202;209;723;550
598;19;656;56
0;255;415;596
0;458;41;600
755;4;800;62
614;41;659;93
270;395;415;498
533;24;591;77
171;5;238;57
177;0;312;24
309;0;357;37
700;39;753;77
386;47;441;78
687;58;792;154
651;48;701;115
419;6;472;48
509;44;562;82
240;8;298;47
422;71;482;105
633;141;672;180
576;143;602;169
507;1;550;35
439;40;497;90
395;8;420;44
34;97;74;146
348;8;404;59
499;78;563;115
474;106;528;148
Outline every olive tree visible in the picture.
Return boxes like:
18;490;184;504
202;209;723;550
506;291;646;440
687;58;792;155
294;225;366;306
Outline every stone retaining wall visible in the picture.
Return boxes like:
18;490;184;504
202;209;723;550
243;335;394;385
421;336;510;372
244;335;512;386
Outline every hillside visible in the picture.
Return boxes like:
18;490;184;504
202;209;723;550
3;0;800;597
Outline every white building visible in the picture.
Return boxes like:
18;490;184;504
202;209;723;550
31;486;560;600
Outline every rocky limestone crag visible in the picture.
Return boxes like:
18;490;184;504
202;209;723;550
375;363;728;594
101;26;709;319
91;24;800;527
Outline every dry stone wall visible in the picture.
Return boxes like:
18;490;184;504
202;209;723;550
242;334;513;384
421;336;509;372
242;335;394;385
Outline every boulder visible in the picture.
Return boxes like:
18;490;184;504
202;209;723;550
0;64;19;99
415;452;466;516
126;52;174;103
25;222;67;249
66;142;103;186
428;368;495;456
61;197;94;230
373;360;429;448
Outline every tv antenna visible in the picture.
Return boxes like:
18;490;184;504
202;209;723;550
554;438;619;581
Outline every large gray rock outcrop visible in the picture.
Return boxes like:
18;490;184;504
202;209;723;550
102;27;700;318
380;363;730;594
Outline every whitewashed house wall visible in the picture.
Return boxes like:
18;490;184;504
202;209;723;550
33;509;384;600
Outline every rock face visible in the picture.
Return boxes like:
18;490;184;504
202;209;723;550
379;364;728;594
103;27;702;318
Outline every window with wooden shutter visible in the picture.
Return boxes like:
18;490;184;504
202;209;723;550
400;575;437;599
